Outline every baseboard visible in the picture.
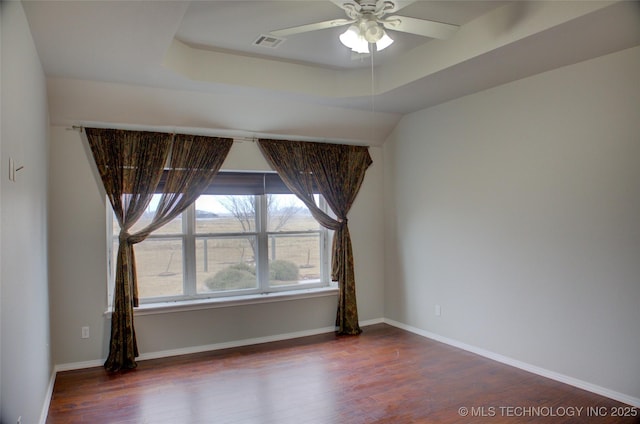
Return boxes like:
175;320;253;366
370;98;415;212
138;319;384;362
39;370;57;424
360;317;385;327
138;325;341;361
54;319;386;372
55;325;342;371
55;359;105;372
383;318;640;408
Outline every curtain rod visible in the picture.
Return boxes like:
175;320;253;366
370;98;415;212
66;125;256;141
64;125;370;147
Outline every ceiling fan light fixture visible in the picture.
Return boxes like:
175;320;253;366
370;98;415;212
375;31;394;51
339;25;370;54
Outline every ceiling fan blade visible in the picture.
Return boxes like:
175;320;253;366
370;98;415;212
270;18;354;38
382;15;459;40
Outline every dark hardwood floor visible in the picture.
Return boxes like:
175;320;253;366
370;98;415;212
47;324;639;423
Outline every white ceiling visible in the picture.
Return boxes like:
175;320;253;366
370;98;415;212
22;0;640;145
175;1;506;70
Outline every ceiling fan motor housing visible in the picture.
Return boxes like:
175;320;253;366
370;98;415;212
360;17;384;43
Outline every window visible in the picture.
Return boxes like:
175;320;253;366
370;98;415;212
107;173;332;306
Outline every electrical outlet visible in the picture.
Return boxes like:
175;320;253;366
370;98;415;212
81;326;90;339
435;304;441;317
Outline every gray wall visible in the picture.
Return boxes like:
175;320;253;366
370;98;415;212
48;129;385;366
384;46;640;400
0;2;52;423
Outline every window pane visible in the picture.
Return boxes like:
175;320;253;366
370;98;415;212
267;194;319;232
196;236;258;293
268;233;322;287
135;238;184;298
127;194;182;235
196;195;256;234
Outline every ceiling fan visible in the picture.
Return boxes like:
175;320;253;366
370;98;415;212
269;0;459;54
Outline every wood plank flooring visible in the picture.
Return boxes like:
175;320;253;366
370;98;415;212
47;324;639;423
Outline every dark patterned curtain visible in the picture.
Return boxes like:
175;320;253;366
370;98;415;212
258;139;372;335
86;128;232;371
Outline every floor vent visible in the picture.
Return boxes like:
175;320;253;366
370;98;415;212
253;34;285;48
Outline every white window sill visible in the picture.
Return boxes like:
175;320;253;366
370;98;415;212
104;286;339;318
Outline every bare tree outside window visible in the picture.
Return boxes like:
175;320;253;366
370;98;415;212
217;195;257;233
218;194;303;257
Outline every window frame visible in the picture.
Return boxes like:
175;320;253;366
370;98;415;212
106;173;333;309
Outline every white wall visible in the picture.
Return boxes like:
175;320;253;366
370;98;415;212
0;2;52;423
48;128;384;366
384;46;640;401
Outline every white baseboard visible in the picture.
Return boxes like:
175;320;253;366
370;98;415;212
39;370;57;424
383;318;640;408
55;325;342;372
137;325;340;361
55;359;105;372
54;319;386;372
360;317;385;327
139;319;384;361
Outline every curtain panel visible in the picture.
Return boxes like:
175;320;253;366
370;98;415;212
257;139;372;335
85;128;232;371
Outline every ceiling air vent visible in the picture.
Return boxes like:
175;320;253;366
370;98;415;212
253;34;285;49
